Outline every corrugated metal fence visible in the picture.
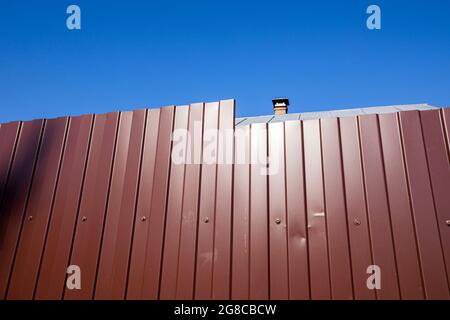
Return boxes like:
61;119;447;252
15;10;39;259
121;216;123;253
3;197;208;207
0;100;449;299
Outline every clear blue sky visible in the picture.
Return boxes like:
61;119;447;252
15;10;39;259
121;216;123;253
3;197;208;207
1;0;449;122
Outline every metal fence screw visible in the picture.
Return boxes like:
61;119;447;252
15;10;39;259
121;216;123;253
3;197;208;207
81;216;87;222
28;216;33;221
275;218;281;224
141;216;147;222
446;220;450;226
353;218;361;226
204;217;209;223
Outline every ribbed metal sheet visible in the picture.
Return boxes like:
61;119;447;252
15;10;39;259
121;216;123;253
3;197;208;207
0;101;449;300
235;103;439;126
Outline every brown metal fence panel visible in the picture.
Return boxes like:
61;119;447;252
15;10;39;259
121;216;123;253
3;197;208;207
232;124;250;299
284;120;309;300
159;105;189;300
0;102;449;300
211;100;234;299
249;123;269;299
420;110;450;290
195;102;220;299
129;106;175;300
35;115;93;299
7;117;69;300
268;122;290;299
95;110;147;300
175;103;203;299
303;119;331;299
339;116;376;300
321;118;353;300
0;122;20;209
359;115;401;299
399;111;449;299
126;108;161;299
0;119;44;299
378;113;423;299
64;112;119;300
443;109;450;152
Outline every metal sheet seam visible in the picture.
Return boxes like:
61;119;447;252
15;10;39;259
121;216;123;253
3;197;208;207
64;115;95;299
169;106;189;299
318;119;333;299
395;112;426;298
124;109;149;299
442;109;450;159
32;117;71;299
248;123;252;300
210;102;220;299
0;121;21;215
4;119;46;299
418;111;450;292
284;121;294;298
355;116;377;299
192;103;205;299
399;110;448;298
441;110;449;160
265;123;271;300
158;106;177;299
228;106;236;300
336;117;356;299
90;112;121;299
376;114;402;299
300;120;312;300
